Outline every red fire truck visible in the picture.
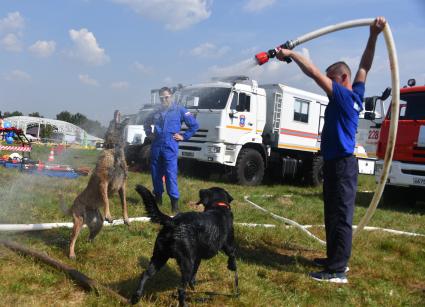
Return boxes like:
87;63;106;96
375;79;425;202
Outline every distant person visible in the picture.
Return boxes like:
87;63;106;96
144;87;199;213
276;17;386;283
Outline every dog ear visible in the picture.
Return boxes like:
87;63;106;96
224;190;233;203
196;189;209;205
114;110;121;124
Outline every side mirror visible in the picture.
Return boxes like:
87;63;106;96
407;79;416;87
364;97;377;112
380;87;391;100
364;111;376;120
229;110;238;119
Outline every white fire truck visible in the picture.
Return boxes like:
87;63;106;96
177;76;371;185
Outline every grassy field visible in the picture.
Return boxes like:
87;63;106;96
0;146;424;306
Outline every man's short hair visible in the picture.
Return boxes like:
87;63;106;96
159;86;172;95
326;61;351;77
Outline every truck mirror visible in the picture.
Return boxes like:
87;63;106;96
229;110;238;118
364;111;375;120
407;79;416;87
364;97;376;111
381;87;391;100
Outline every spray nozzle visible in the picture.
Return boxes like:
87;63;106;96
255;40;294;65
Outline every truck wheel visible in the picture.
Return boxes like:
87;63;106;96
309;155;324;186
233;148;265;186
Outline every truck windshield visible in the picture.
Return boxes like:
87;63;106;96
398;92;425;120
136;108;154;124
178;87;231;110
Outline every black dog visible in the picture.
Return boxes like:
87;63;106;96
131;185;238;306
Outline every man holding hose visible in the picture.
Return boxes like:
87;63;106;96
276;16;386;283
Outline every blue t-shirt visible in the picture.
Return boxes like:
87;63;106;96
320;81;364;161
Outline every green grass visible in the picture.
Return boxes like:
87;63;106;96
0;145;424;306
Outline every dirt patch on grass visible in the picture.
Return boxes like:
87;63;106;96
278;196;293;206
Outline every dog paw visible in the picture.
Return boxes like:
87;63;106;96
130;294;140;305
105;216;114;223
69;254;76;260
189;280;196;290
124;218;130;226
227;260;237;271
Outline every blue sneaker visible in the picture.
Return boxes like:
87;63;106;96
309;270;348;284
312;258;350;273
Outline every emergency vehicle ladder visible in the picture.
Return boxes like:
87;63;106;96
272;92;283;133
317;101;327;137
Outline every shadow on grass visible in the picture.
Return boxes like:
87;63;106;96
356;190;425;215
236;238;318;272
25;228;70;251
126;196;141;205
110;255;181;299
111;255;239;304
179;166;317;188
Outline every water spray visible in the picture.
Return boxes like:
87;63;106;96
255;18;400;239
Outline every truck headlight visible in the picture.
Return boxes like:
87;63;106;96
207;146;221;153
225;144;236;151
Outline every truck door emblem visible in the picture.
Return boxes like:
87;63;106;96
239;115;246;127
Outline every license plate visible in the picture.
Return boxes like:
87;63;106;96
358;159;375;175
182;151;194;157
413;177;425;186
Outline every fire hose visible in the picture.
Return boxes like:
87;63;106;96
255;18;400;239
0;240;129;305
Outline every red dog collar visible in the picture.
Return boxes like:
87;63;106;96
215;202;230;208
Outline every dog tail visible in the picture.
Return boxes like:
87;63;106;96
135;185;172;226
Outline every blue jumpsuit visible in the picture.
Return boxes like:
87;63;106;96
144;103;199;200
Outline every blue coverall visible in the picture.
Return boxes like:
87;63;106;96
144;103;199;200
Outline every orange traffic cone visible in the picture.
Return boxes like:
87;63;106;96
48;148;55;162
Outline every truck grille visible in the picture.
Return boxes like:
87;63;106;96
181;128;208;139
401;169;425;176
182;139;207;143
413;146;425;151
179;128;208;151
179;145;202;151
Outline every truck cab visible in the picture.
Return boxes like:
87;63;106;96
177;76;266;168
375;79;425;195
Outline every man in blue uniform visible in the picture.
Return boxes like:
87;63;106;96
276;17;386;283
144;87;199;213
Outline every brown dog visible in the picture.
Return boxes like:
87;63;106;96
68;110;129;259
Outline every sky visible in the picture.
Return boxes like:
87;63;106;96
0;0;424;125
